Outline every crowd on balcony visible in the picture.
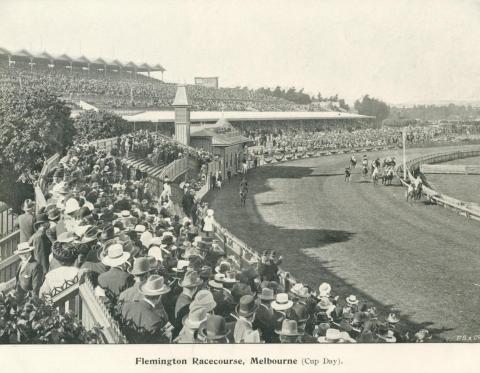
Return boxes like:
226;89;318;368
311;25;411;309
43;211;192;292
8;134;434;344
0;62;301;112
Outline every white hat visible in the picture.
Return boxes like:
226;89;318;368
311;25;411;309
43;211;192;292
346;294;359;305
65;198;80;214
318;328;342;343
207;209;214;217
271;293;293;311
318;282;331;297
148;246;163;261
14;242;35;255
172;260;190;272
121;210;131;217
101;243;130;267
134;225;146;233
140;231;153;248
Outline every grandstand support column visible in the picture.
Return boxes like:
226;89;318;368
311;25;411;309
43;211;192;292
402;127;407;179
172;85;191;146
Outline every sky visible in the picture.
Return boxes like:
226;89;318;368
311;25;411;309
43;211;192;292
1;0;480;105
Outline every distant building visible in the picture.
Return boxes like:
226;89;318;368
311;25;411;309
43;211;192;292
194;77;219;89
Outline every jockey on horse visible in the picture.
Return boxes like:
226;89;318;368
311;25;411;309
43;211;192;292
350;154;357;169
372;164;379;187
345;166;352;182
361;155;369;179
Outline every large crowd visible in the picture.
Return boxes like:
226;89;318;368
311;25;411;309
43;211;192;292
9;134;435;344
0;62;301;112
241;124;480;154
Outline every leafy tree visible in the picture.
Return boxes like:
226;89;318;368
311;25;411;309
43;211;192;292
0;291;100;344
73;110;130;142
0;85;75;210
354;94;390;123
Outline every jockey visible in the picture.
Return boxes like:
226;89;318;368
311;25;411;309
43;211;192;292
362;155;368;167
351;154;356;163
345;166;351;176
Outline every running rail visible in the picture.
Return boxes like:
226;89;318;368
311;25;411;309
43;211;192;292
396;149;480;221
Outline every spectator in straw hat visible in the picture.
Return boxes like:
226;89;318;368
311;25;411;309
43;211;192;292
14;242;43;300
175;307;208;343
98;243;134;298
118;257;153;303
17;199;35;243
121;274;172;343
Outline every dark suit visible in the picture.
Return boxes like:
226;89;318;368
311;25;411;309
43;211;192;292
98;267;134;299
253;302;276;343
212;288;235;317
29;230;52;275
17;212;34;243
121;300;170;343
15;257;43;299
174;293;192;336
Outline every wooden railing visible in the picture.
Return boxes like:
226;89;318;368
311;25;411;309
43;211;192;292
89;137;118;153
51;276;126;343
0;231;20;279
0;203;16;240
397;149;480;221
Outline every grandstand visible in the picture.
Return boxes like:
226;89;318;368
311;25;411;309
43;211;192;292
0;47;303;112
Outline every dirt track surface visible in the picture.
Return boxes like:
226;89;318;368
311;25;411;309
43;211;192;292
206;144;480;341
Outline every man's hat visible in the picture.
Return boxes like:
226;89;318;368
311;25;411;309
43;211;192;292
318;328;342;343
386;313;400;324
101;243;130;267
258;287;275;301
57;231;78;243
208;274;224;289
236;295;258;318
275;319;302;337
346;294;359;305
23;199;35;212
271;293;293;311
128;257;152;276
33;214;49;230
198;315;230;340
290;283;310;299
48;208;61;221
178;270;203;288
139;275;170;296
14;242;35;255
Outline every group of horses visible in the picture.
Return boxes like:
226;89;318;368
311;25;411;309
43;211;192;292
347;156;397;187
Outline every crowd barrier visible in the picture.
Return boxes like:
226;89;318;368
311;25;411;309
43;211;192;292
420;164;480;175
397;149;480;221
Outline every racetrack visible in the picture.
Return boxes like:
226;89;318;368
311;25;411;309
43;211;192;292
206;144;480;341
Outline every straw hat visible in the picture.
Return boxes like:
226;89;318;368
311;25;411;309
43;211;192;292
317;328;342;343
271;293;293;311
101;243;130;267
386;313;400;324
65;198;80;214
236;295;258;317
346;294;359;305
290;283;310;299
14;242;35;255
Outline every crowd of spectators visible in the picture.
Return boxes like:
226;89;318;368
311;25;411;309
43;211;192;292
9;132;435;344
241;124;480;154
0;63;301;112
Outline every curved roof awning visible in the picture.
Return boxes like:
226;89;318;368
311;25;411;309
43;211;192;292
35;51;55;61
0;47;11;56
152;63;166;72
12;49;33;60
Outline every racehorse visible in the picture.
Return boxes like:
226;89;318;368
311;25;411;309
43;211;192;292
362;165;369;180
344;167;352;182
240;185;248;206
381;167;395;186
350;157;357;169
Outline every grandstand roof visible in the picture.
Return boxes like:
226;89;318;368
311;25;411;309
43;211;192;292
190;127;251;146
123;110;375;123
0;47;166;72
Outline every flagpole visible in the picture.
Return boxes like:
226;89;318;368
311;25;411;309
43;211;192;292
402;127;407;179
